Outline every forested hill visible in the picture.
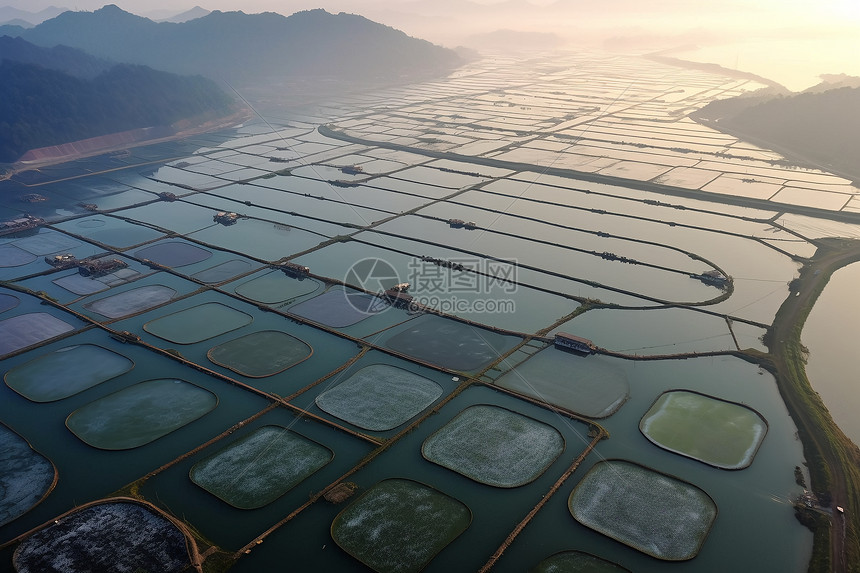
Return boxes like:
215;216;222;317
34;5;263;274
21;5;462;84
0;60;234;163
0;35;112;78
692;87;860;180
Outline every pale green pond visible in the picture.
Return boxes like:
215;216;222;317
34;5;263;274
639;390;767;469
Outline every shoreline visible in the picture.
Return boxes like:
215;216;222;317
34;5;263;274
0;108;252;183
762;238;860;573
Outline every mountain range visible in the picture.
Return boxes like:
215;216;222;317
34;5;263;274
0;35;234;163
18;5;461;85
0;4;462;162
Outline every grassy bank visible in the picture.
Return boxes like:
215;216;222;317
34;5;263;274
762;239;860;573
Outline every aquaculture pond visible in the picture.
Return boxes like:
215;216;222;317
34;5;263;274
331;479;472;573
1;49;844;573
640;390;768;469
190;425;333;509
568;460;717;561
315;364;443;431
13;501;191;573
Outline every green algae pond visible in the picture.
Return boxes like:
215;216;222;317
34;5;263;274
639;390;768;470
530;551;630;573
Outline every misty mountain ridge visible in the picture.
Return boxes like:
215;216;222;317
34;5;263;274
0;5;67;26
0;35;113;78
21;5;461;84
693;85;860;182
156;6;211;24
0;35;236;163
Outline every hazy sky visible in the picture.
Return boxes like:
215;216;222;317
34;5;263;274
7;0;860;88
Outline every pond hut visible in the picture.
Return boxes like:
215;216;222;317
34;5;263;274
214;211;240;225
554;332;596;354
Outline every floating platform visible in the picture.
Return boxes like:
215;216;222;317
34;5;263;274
213;211;240;225
0;215;44;237
554;332;596;354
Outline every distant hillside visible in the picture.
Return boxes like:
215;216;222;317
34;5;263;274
0;5;67;26
0;60;234;163
692;87;860;181
0;36;112;78
157;6;210;23
0;23;24;36
21;5;461;84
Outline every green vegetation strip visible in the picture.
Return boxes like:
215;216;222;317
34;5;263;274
761;238;860;572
